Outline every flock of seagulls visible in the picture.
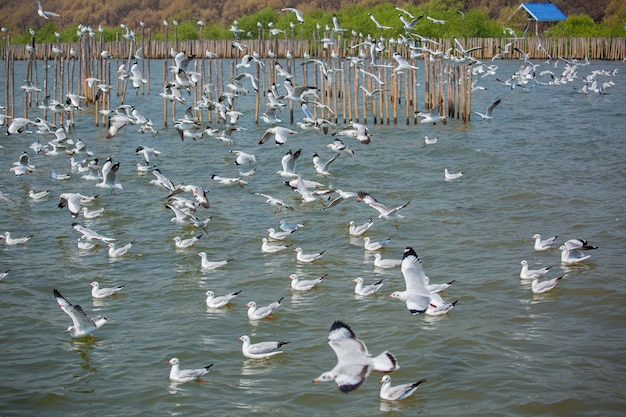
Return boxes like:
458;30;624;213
0;2;613;408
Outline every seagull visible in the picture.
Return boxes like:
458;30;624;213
0;269;9;280
166;358;213;383
262;237;290;253
444;168;464;181
392;52;419;73
279;7;304;24
72;222;116;242
424;136;438;145
379;375;428;401
280;219;305;232
245;297;284;320
37;0;62;19
97;160;122;194
80;207;104;220
363;236;391;251
59;193;97;218
173;234;202;249
373;253;402;269
267;228;295;240
349;219;374;236
259;126;297;145
359;85;387;99
398;14;423;31
204;290;242;308
416;100;446;124
313;320;399;393
90;281;124;298
519;260;551;279
254;193;294;213
238;335;289;359
108;241;134;258
198;252;232;270
231;150;256;166
135;145;161;166
54;288;107;338
312;152;339;176
276;149;301;177
531;274;564;294
0;231;32;245
474;99;501;119
388;247;432;315
369;13;392;30
532;233;558;251
289;273;326;291
426;15;446;24
563;238;598;251
352;277;384;296
356;191;410;222
558;245;592;264
295;247;325;263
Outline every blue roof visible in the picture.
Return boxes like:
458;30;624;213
521;3;567;21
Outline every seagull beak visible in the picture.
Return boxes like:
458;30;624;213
312;378;320;383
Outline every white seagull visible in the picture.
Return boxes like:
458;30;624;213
373;253;402;269
349;219;374;236
295;247;325;263
262;237;290;253
72;222;116;242
313;320;400;393
352;277;384;296
245;297;284;320
363;236;391;251
356;191;410;222
474;99;501;119
289;273;326;291
108;241;134;258
198;252;232;270
444;168;464;181
531;274;564;294
90;281;124;298
166;357;213;383
37;0;62;19
388;247;432;315
0;231;33;245
259;126;297;145
173;234;202;249
238;335;289;359
519;260;551;279
54;288;108;338
203;289;242;308
532;233;558;251
379;375;428;401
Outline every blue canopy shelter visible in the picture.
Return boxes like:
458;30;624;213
509;2;567;34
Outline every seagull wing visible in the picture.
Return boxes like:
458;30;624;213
54;289;96;329
486;99;501;116
400;247;431;314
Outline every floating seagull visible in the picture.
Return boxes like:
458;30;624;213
245;297;283;320
267;228;295;240
424;135;438;145
203;290;241;308
81;207;105;219
166;358;213;383
558;244;593;265
444;168;464;181
352;277;384;296
173;234;202;249
313;320;399;393
424;294;459;316
373;253;402;269
531;274;564;294
108;241;134;258
388;247;431;315
474;99;501;120
363;236;391;251
349;219;374;236
289;273;326;291
90;281;124;298
532;233;558;251
519;260;551;279
426;277;456;294
54;288;107;338
0;231;33;245
198;252;232;270
379;375;428;401
238;335;289;359
262;237;290;253
295;247;325;263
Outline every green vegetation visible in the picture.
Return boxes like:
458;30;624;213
3;0;625;45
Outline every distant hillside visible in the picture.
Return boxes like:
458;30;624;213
0;0;612;36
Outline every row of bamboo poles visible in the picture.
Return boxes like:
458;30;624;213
2;55;471;129
3;36;625;61
2;31;474;127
